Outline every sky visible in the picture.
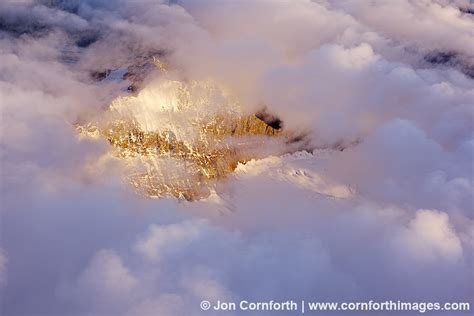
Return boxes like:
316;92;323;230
0;0;473;315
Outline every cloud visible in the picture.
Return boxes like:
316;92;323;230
75;249;140;314
65;206;470;314
0;249;6;289
0;0;473;315
332;0;474;60
394;209;463;262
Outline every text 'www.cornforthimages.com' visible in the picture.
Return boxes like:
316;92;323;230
200;300;471;313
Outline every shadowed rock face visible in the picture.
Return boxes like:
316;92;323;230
424;51;456;65
424;51;474;79
460;7;474;15
256;110;283;129
77;79;292;201
0;16;49;37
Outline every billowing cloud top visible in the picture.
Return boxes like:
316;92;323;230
0;0;473;315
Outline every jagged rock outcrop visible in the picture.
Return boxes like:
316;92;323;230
77;79;289;200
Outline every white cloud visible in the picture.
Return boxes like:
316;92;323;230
394;209;463;262
0;0;473;315
134;221;202;262
0;250;6;289
76;249;139;312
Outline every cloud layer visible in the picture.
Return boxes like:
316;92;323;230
1;0;473;315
